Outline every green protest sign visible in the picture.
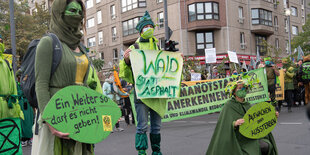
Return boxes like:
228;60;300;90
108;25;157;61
162;68;269;122
0;118;22;155
42;86;121;144
239;102;277;139
130;50;183;99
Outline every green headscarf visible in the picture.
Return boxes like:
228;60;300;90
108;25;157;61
49;0;84;50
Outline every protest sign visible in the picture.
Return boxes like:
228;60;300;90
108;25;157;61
130;49;183;99
275;70;285;101
205;48;217;63
162;68;269;122
0;118;22;155
191;73;201;81
302;62;310;81
42;86;121;144
239;102;277;139
228;51;239;63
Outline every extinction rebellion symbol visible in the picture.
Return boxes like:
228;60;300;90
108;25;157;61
0;118;21;155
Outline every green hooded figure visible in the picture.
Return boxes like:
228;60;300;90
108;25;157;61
33;0;94;155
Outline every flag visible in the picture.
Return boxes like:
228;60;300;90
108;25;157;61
256;50;260;64
250;57;256;70
242;60;248;72
297;46;304;61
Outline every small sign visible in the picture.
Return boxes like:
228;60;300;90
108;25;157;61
42;86;122;144
191;73;201;81
228;51;239;63
205;48;217;63
239;102;277;139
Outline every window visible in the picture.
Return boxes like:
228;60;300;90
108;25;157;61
274;16;278;31
111;5;116;19
275;38;279;50
100;52;104;60
122;17;140;36
292;25;298;35
96;0;101;3
238;7;243;19
255;35;267;55
240;32;245;49
87;37;96;47
86;0;93;9
283;0;288;8
112;27;117;41
286;40;289;53
285;18;288;32
113;49;118;59
98;31;103;45
157;12;164;28
87;18;95;28
188;2;219;22
196;32;214;55
291;7;297;16
97;11;102;24
251;9;272;26
157;0;163;3
121;0;146;12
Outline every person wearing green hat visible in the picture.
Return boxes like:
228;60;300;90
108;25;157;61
207;80;278;155
32;0;95;155
264;57;279;110
120;11;172;155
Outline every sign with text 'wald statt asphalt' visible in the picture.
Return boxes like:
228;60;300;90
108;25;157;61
130;50;183;99
162;68;269;122
239;102;277;139
42;86;121;144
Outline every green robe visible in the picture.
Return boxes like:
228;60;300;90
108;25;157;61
206;98;278;155
119;37;167;118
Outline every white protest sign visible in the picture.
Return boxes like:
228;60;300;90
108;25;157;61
130;50;183;99
228;51;239;63
191;73;201;81
205;48;217;63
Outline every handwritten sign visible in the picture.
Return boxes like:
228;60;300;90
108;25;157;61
130;50;183;99
228;51;239;63
205;48;216;63
239;102;277;139
42;86;121;144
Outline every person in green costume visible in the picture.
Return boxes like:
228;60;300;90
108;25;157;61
120;11;174;155
206;80;279;155
32;0;94;154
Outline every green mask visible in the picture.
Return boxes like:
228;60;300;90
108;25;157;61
236;89;247;98
141;27;154;39
65;1;82;16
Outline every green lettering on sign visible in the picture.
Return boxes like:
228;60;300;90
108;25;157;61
42;86;122;144
239;102;277;139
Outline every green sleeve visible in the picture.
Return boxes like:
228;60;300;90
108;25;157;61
119;45;136;84
35;36;53;114
93;68;103;94
286;71;294;78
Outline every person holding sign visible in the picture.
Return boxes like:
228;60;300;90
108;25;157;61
33;0;95;154
206;80;278;155
120;11;181;155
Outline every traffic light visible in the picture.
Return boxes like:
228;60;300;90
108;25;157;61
165;40;179;52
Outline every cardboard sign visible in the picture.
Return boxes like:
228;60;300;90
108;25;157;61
275;70;285;101
42;86;121;144
130;50;183;99
205;48;217;63
191;73;201;81
239;102;277;139
0;118;22;155
228;51;239;63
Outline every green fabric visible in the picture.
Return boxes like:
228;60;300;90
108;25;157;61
150;133;162;155
136;11;155;33
264;57;272;61
141;28;154;39
17;83;34;138
35;36;91;154
135;133;148;150
0;54;23;119
284;67;295;90
49;0;83;49
266;66;277;86
87;67;102;93
0;118;23;155
119;38;167;118
54;137;94;155
206;98;278;155
0;42;4;56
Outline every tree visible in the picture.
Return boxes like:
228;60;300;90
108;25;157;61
259;40;283;64
0;0;50;63
292;14;310;55
92;58;105;71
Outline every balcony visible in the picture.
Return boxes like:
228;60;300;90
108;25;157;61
187;20;222;31
251;25;274;35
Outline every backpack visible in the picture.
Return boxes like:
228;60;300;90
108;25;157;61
301;62;310;83
20;33;62;108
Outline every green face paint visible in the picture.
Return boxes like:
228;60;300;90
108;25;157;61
65;1;82;16
236;89;247;98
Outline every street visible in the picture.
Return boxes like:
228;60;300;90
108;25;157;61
23;106;310;155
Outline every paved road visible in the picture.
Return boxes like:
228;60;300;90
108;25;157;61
23;106;310;155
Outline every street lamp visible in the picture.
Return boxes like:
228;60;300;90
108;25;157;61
285;8;292;60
